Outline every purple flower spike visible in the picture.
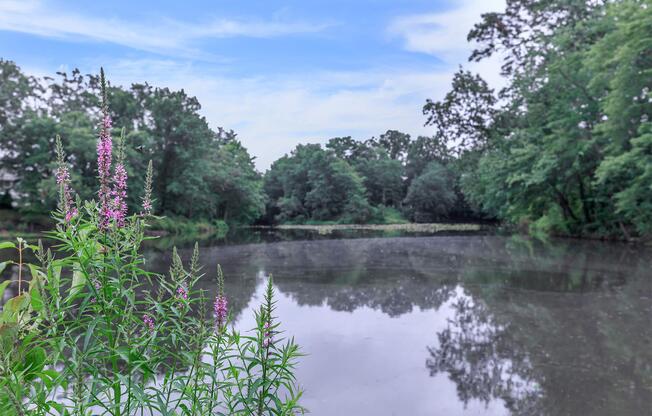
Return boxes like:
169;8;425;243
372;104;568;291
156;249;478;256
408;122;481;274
177;286;188;300
263;321;273;348
97;114;113;229
111;162;128;227
214;295;228;329
143;314;155;333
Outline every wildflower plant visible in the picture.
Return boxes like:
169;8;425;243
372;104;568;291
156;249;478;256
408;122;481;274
0;69;303;416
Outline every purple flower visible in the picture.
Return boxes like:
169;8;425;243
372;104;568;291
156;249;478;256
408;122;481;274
177;286;188;300
176;286;188;308
97;114;113;229
55;165;70;184
110;162;128;227
263;320;273;348
143;314;155;333
214;295;228;329
90;281;101;303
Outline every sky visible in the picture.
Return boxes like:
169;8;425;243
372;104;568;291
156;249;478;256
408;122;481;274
0;0;505;170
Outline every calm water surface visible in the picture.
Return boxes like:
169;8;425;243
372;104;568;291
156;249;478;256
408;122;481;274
143;233;652;416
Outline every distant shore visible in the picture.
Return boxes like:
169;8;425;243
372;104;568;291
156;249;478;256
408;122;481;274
252;223;485;234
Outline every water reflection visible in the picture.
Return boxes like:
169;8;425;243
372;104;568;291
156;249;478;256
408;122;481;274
139;234;652;415
427;289;542;415
2;233;651;415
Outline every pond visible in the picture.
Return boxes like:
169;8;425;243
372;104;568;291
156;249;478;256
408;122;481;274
140;232;652;416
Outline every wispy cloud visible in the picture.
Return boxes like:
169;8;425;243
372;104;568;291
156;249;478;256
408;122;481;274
96;58;462;169
388;0;505;62
3;0;508;170
0;0;331;59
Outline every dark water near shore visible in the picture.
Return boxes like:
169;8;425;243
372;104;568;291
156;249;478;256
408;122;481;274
2;230;651;415
144;232;652;416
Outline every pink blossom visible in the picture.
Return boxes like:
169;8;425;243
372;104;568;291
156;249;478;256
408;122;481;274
97;115;113;229
177;286;188;300
142;199;152;214
143;314;155;333
214;295;228;329
110;162;128;227
263;320;273;348
141;160;153;216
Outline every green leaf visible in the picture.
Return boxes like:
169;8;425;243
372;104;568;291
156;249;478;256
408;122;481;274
22;346;46;380
0;261;11;275
83;318;98;351
0;242;16;250
68;262;86;299
29;285;43;312
3;294;29;321
28;264;44;312
0;280;11;300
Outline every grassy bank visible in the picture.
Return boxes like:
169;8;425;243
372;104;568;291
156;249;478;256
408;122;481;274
148;216;229;236
258;222;484;234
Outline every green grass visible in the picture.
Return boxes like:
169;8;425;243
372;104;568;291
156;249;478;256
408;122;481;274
268;222;484;234
278;206;409;226
149;216;229;237
374;207;410;225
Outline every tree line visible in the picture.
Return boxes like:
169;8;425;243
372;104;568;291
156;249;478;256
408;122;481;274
1;0;651;238
439;0;652;238
0;62;471;227
0;63;264;225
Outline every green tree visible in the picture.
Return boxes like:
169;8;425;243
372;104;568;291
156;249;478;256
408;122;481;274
429;0;651;237
376;129;411;161
264;144;374;223
403;162;457;222
209;140;265;224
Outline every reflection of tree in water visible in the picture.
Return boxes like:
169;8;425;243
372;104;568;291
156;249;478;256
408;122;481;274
260;237;460;316
427;237;652;416
427;290;543;415
9;233;649;414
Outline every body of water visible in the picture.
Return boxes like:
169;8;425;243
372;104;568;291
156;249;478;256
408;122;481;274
141;233;652;416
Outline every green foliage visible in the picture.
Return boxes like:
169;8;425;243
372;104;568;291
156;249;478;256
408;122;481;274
354;150;404;207
429;0;652;238
0;62;264;225
596;123;652;235
403;162;457;222
150;216;229;237
0;79;304;414
423;69;496;153
264;144;374;223
375;206;409;225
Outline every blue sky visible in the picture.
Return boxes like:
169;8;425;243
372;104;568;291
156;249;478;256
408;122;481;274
0;0;504;169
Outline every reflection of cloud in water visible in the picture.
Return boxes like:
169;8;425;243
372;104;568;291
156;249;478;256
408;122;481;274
235;279;509;416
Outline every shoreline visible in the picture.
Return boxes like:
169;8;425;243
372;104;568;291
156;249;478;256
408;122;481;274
250;223;485;233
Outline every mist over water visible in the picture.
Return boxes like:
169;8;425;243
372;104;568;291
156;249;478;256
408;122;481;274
138;232;652;416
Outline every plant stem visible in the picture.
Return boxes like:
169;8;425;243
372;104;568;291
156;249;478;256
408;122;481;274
17;240;22;294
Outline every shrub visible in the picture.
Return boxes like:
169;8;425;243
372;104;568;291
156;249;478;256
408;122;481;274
0;69;303;416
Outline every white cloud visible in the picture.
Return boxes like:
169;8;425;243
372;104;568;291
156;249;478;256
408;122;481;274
100;59;453;170
387;0;507;98
0;0;330;59
6;0;509;171
388;0;505;61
